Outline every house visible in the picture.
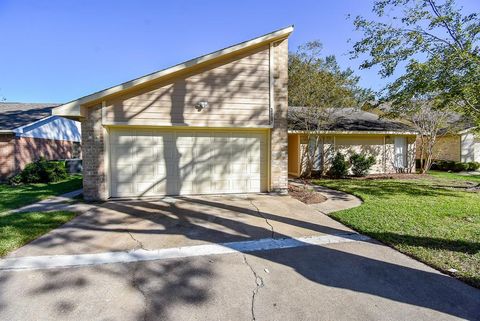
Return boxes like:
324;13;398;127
416;122;479;163
288;108;417;176
0;103;81;180
53;26;293;200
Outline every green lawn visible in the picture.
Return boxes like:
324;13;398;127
313;174;480;288
428;170;480;183
0;174;82;214
0;211;76;256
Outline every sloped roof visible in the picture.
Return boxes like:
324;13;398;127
0;103;58;131
366;102;476;134
53;25;294;118
288;107;417;134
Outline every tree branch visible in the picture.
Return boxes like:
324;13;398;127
427;0;465;50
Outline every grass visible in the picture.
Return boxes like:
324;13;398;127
0;174;82;213
428;170;480;183
0;211;76;256
313;173;480;288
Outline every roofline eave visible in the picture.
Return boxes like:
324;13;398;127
53;25;294;118
288;130;419;135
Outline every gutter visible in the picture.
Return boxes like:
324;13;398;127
11;116;56;134
288;130;419;136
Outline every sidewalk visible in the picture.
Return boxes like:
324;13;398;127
8;189;84;214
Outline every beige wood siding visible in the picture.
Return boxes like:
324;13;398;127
103;46;271;127
417;135;461;162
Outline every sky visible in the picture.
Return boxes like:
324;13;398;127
0;0;478;103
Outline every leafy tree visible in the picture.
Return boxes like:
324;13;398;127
351;0;480;125
289;41;373;177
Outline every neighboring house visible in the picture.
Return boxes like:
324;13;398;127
288;108;417;176
416;126;480;163
0;103;81;180
53;26;293;200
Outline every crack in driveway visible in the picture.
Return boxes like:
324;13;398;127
126;230;150;251
243;254;265;321
249;199;275;238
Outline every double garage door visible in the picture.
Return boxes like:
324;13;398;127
109;128;268;197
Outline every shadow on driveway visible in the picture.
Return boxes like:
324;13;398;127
0;195;479;320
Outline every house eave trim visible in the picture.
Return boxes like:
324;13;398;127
288;130;418;135
53;25;294;117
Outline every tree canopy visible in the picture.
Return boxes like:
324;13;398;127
351;0;480;124
289;41;372;109
288;41;372;177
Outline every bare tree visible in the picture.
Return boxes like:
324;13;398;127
410;103;452;173
289;107;338;177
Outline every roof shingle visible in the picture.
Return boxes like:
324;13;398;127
288;107;417;133
0;103;59;130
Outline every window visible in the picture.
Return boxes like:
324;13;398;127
394;136;407;168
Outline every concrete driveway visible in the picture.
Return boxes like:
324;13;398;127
1;194;479;321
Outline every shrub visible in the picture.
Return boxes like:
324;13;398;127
10;158;68;184
466;162;480;171
349;153;376;177
427;160;478;172
430;160;439;171
328;152;349;178
8;174;22;185
453;162;469;172
436;160;456;171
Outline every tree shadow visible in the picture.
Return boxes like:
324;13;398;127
316;178;467;199
1;195;480;320
4;38;479;321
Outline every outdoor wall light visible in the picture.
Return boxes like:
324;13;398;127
195;101;208;111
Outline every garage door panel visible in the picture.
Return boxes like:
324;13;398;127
112;182;134;195
112;146;133;164
109;128;267;197
113;164;134;182
247;180;261;192
135;183;158;196
135;147;157;163
230;181;247;193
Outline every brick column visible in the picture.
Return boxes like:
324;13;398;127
82;104;108;201
270;38;289;193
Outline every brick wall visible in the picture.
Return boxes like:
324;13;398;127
0;134;81;181
416;135;461;162
270;38;289;192
0;134;15;180
81;104;108;201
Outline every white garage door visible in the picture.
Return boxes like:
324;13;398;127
109;128;268;197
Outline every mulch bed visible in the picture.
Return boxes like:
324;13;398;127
288;184;327;204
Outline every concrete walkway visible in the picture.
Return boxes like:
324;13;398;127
8;189;83;214
2;189;480;321
289;180;362;214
